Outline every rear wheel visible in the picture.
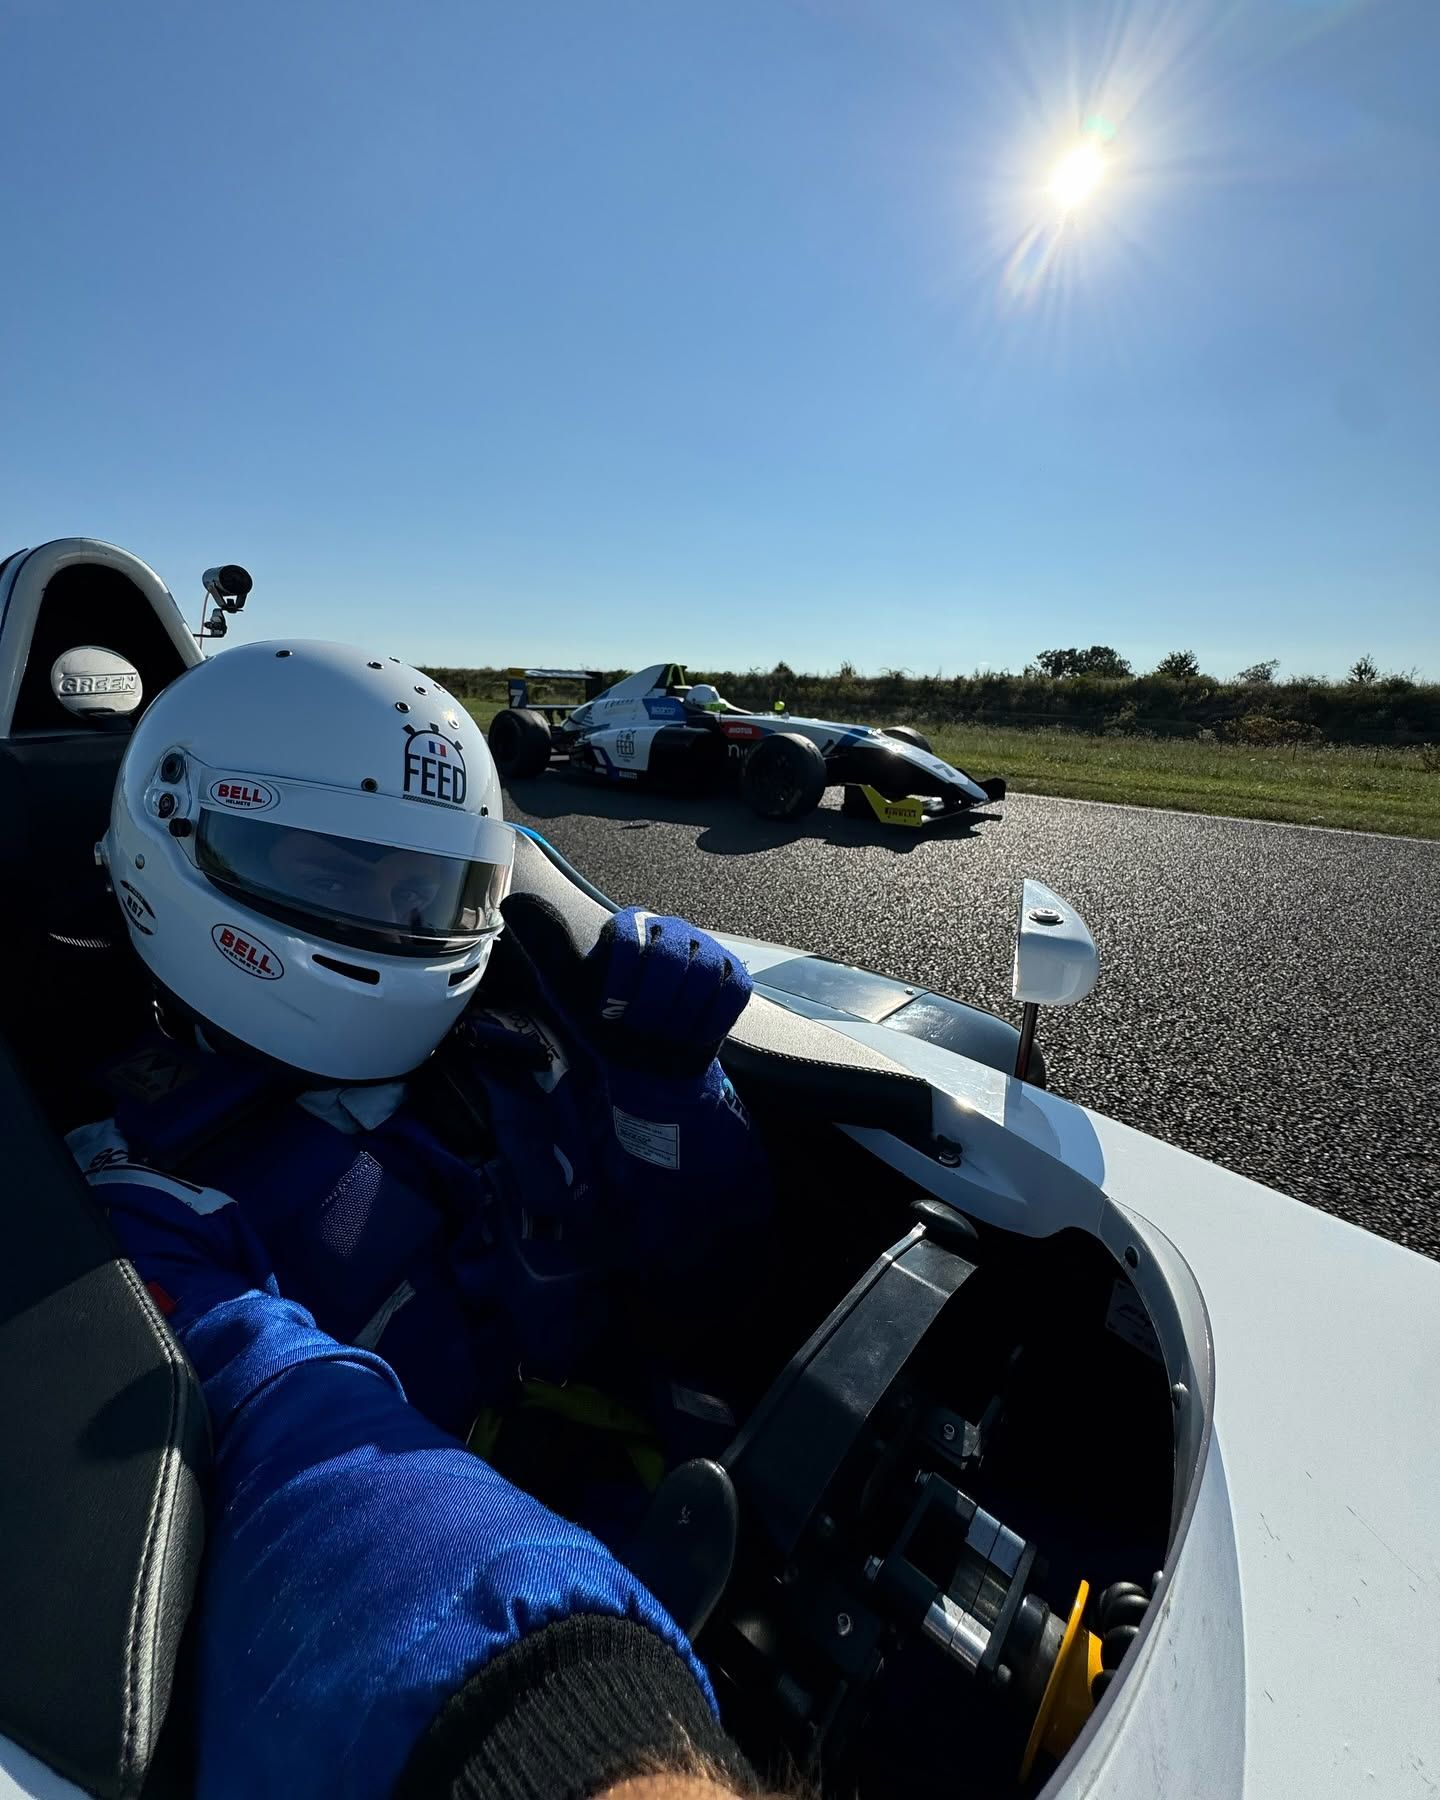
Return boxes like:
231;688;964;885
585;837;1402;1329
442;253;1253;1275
883;724;933;755
488;707;552;779
741;732;827;820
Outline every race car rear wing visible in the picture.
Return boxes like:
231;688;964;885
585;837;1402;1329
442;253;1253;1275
505;668;607;712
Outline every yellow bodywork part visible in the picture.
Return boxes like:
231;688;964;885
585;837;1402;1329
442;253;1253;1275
1020;1579;1104;1780
857;785;926;828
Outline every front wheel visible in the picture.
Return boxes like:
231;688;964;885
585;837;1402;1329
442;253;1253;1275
741;732;828;820
883;724;933;755
488;707;553;779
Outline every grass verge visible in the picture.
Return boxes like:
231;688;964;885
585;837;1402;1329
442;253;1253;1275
924;723;1440;838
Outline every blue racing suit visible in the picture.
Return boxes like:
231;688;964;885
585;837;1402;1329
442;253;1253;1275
74;909;769;1798
76;908;772;1442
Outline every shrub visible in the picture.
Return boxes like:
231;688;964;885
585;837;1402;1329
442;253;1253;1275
1224;713;1322;746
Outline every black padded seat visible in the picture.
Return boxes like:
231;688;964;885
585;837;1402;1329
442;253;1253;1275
0;730;154;1123
0;1033;207;1798
0;547;195;1120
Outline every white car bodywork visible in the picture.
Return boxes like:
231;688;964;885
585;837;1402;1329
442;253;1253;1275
709;924;1440;1800
560;663;996;806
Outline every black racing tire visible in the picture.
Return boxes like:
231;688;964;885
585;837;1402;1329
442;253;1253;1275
883;724;933;755
488;707;553;779
741;732;828;820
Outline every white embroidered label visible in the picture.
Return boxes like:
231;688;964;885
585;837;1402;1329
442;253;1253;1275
87;1168;236;1215
612;1107;679;1170
66;1118;132;1173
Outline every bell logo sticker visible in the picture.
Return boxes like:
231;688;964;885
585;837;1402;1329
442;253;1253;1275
403;723;467;806
212;924;283;980
209;778;277;812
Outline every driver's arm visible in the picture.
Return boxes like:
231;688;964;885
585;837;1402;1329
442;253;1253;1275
559;907;773;1282
98;1173;758;1800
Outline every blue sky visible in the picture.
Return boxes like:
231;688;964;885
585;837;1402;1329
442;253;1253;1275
2;0;1436;679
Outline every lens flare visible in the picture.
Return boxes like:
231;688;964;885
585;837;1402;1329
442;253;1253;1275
1048;141;1107;210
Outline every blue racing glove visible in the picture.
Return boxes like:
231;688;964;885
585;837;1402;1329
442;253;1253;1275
583;907;754;1076
579;909;771;1284
86;1162;278;1333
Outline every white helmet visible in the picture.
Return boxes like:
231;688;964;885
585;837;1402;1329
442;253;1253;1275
688;683;725;710
103;641;514;1083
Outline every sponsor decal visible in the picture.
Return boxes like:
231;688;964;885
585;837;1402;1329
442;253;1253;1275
50;648;144;719
721;721;763;742
208;778;277;812
212;923;284;979
615;730;636;760
119;880;155;936
857;785;925;828
59;670;138;697
642;696;686;721
403;723;467;805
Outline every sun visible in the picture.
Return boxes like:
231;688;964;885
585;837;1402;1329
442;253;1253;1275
1048;141;1107;211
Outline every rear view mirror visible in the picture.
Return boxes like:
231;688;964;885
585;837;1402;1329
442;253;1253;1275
1011;881;1098;1080
1012;880;1099;1006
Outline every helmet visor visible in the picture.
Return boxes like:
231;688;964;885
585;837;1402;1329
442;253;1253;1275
196;813;511;957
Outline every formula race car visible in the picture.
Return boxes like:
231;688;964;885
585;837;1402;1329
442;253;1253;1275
2;539;1437;1800
488;663;1006;826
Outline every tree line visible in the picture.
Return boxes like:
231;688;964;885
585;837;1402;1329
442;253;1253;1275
1027;645;1393;687
429;651;1440;748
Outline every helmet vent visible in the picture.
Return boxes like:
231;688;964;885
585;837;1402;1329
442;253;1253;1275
448;964;480;987
313;953;381;987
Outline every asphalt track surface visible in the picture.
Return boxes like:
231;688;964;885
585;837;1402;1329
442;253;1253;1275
505;776;1440;1260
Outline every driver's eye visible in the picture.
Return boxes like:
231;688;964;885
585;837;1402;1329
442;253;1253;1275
298;868;351;900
